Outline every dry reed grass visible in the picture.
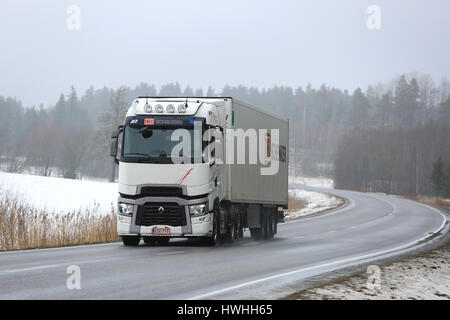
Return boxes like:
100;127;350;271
0;188;120;251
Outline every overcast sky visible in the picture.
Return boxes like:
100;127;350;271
0;0;449;106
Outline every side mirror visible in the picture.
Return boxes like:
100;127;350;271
110;130;118;157
110;126;123;162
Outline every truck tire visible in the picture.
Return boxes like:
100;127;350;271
201;208;220;246
122;236;140;246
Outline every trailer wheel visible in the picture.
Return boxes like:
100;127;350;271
262;210;269;239
266;211;275;239
233;206;242;240
122;236;140;246
226;212;236;243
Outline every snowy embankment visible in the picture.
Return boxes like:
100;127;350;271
289;176;334;189
0;172;117;215
286;176;342;220
290;245;450;300
286;188;343;220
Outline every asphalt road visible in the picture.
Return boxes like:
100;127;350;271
0;185;448;300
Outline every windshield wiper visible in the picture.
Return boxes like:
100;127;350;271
125;153;150;157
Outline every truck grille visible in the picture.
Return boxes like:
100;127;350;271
135;203;186;227
140;186;183;197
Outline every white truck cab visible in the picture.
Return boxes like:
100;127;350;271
111;97;288;246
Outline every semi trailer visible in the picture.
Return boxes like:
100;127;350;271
110;97;289;246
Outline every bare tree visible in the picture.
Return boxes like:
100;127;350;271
100;86;130;182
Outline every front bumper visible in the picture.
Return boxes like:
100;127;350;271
117;194;212;237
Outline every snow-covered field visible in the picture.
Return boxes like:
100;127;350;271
286;189;343;220
292;245;450;300
289;176;334;189
0;172;117;215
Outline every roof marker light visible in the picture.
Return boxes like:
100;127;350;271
178;104;186;113
166;104;175;113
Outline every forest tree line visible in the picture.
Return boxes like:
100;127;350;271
0;73;449;196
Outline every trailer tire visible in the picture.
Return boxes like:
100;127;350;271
226;212;236;243
122;236;140;246
262;210;269;239
266;211;275;239
232;205;241;240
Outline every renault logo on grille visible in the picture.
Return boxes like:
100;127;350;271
158;206;165;213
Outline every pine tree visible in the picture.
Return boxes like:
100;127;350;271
430;156;445;197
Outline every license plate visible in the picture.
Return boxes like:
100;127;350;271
151;227;171;235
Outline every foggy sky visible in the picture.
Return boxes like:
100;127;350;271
1;0;449;107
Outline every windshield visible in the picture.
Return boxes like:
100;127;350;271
123;126;204;163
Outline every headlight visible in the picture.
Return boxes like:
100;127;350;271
189;203;208;216
118;202;134;216
155;104;164;113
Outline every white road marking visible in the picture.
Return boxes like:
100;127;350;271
5;264;60;273
0;242;120;255
157;251;184;256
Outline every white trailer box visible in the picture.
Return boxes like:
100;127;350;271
226;100;289;206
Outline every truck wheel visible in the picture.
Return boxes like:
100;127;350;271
202;209;220;246
122;236;140;246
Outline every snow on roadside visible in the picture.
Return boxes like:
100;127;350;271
286;189;343;220
289;176;334;189
0;172;117;215
291;246;450;300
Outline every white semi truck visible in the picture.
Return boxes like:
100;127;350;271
110;97;288;246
